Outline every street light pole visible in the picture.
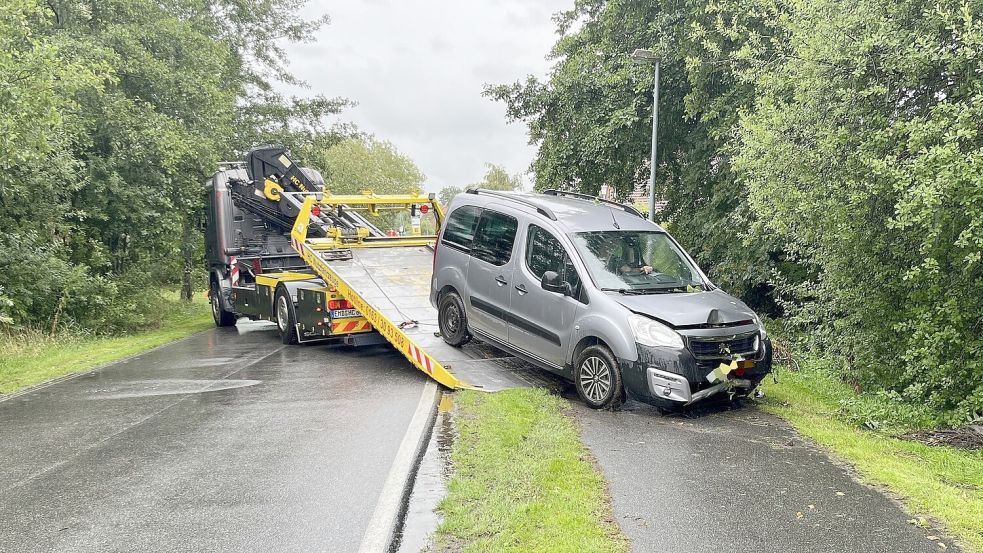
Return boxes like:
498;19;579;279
632;49;661;222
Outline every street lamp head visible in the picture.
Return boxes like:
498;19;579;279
631;48;659;64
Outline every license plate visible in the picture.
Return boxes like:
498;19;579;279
331;308;360;319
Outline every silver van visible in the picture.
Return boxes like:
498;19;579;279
429;189;772;409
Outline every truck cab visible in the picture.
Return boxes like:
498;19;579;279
204;165;311;322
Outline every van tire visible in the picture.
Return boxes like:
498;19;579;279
211;281;236;327
274;287;299;345
574;344;624;410
438;291;471;347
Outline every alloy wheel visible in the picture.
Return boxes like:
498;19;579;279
579;356;612;402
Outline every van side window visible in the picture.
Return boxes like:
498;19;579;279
526;225;581;293
441;205;482;251
471;210;518;266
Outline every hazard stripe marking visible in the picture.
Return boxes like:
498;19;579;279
407;343;431;375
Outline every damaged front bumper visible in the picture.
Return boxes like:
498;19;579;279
618;335;773;408
647;368;753;405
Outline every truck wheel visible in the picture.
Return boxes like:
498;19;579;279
438;291;471;347
210;282;236;327
274;287;299;345
574;344;624;410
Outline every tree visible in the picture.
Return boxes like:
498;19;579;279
485;0;775;306
469;163;522;191
438;163;520;209
0;0;347;330
306;137;425;195
303;137;427;233
438;186;463;207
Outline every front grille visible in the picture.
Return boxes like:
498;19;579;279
687;332;759;371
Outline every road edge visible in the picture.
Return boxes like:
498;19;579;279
358;380;440;553
0;329;210;404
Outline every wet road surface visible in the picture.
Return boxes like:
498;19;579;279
0;322;429;553
574;398;958;553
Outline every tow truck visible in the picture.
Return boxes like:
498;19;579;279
205;146;524;390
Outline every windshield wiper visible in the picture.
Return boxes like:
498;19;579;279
600;287;674;295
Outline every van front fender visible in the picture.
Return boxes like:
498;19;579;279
568;312;638;365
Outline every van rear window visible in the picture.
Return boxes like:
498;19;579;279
441;205;482;250
471;210;518;266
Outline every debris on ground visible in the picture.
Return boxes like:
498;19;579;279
902;425;983;450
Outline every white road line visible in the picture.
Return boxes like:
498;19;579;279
358;380;439;553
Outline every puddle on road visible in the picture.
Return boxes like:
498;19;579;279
87;379;261;399
394;393;455;553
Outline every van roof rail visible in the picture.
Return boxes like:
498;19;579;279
541;189;644;218
465;188;557;221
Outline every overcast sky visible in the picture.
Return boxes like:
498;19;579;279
283;0;572;193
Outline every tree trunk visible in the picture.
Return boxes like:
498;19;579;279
180;215;194;302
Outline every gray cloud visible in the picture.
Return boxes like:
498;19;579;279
284;0;571;192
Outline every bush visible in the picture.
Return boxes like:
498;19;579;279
0;233;181;335
731;0;983;422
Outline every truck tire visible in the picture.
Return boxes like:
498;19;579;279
274;287;299;345
210;282;236;327
574;344;624;410
438;291;471;346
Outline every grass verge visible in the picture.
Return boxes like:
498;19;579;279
0;291;212;395
435;388;628;553
760;367;983;552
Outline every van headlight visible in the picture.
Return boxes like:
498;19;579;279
628;314;684;348
753;314;768;340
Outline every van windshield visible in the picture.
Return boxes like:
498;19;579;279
570;231;707;293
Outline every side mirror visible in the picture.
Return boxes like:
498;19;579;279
541;271;573;296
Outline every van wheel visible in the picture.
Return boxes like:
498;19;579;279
274;287;298;345
574;344;624;410
438;291;471;347
211;282;236;327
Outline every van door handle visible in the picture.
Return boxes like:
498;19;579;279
495;276;508;286
515;284;527;295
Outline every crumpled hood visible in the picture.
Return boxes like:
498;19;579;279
612;289;756;328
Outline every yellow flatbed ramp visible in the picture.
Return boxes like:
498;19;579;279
311;246;548;390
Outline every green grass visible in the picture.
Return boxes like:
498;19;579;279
0;291;212;395
761;367;983;552
436;388;628;553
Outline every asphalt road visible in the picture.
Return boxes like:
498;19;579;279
0;322;429;553
574;398;958;553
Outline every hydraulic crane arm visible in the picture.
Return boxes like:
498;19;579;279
225;145;381;242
